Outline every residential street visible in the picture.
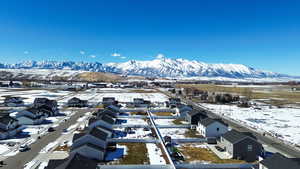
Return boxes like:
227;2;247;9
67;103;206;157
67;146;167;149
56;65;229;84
0;109;90;169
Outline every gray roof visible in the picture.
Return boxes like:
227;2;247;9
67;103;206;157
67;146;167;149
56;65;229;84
72;133;86;142
98;109;117;118
200;117;228;127
177;104;192;109
222;130;256;143
100;114;115;125
261;153;300;169
187;109;207;117
89;127;108;141
71;142;105;152
0;115;18;125
45;153;98;169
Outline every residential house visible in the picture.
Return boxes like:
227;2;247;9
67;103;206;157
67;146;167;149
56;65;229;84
176;104;193;117
96;109;118;118
88;114;115;130
16;107;48;125
0;115;21;139
71;143;106;161
197;117;228;138
259;153;300;169
45;153;98;169
102;97;117;108
3;96;24;107
33;98;59;115
92;83;107;88
67;97;88;107
71;127;108;161
219;129;263;162
167;98;181;108
72;127;108;149
106;104;121;114
186;109;208;126
133;98;151;108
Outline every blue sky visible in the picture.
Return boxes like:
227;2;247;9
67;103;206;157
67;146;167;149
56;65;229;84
0;0;300;75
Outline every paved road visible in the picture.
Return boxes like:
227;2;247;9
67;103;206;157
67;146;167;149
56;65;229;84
160;89;300;158
1;109;90;169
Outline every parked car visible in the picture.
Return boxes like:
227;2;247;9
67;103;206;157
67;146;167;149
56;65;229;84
63;129;68;133
19;145;30;152
48;127;55;132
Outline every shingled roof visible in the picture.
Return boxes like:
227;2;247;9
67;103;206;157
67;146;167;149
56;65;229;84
45;153;98;169
261;153;300;169
222;129;256;144
200;117;228;127
71;142;106;152
89;127;108;141
0;115;18;125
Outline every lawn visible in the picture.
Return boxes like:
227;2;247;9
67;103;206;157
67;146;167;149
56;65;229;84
179;144;245;164
184;129;203;138
130;89;156;93
118;143;150;165
154;112;173;116
172;119;184;125
177;84;300;106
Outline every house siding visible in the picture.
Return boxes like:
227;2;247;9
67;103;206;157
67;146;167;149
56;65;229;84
197;122;228;138
72;135;107;149
71;146;104;161
233;138;262;162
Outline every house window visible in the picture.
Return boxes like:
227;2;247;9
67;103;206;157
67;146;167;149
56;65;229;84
247;145;253;152
216;127;219;131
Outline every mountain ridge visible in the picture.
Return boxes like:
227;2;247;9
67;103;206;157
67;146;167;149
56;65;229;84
0;58;294;79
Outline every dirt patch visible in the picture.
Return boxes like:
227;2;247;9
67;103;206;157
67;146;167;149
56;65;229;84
179;144;245;164
54;144;70;152
118;143;150;165
172;119;184;125
154;112;173;116
184;129;204;138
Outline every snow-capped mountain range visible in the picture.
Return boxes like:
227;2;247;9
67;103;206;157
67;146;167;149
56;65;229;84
0;58;294;79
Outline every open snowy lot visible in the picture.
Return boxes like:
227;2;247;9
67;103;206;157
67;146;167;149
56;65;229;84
0;88;71;104
159;128;189;139
202;103;300;146
60;89;169;103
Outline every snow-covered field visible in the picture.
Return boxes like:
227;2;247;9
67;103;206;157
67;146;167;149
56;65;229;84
159;128;188;139
60;89;169;103
202;103;300;146
0;88;71;104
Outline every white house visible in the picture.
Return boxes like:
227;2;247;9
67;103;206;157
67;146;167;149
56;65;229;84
197;117;228;138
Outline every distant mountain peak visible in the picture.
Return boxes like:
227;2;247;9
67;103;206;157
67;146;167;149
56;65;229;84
0;58;291;79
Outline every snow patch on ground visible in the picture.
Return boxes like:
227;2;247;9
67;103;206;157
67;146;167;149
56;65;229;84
146;143;166;165
202;103;300;146
40;141;58;153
